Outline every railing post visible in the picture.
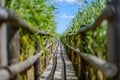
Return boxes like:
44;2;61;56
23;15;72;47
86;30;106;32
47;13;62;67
0;1;20;80
0;0;8;67
68;35;71;59
7;25;20;80
34;43;41;80
74;35;80;77
34;58;41;80
65;36;68;53
71;36;75;64
66;35;69;55
79;32;88;80
7;26;20;65
107;0;120;79
0;24;8;67
0;0;5;7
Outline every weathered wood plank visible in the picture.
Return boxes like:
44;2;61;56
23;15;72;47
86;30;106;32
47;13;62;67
61;45;78;80
53;47;62;79
40;43;78;80
40;54;55;80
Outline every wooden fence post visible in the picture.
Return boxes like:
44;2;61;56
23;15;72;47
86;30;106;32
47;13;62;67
65;36;68;54
7;25;20;80
34;43;41;80
68;35;71;59
107;0;120;79
79;32;87;80
0;1;20;80
0;23;8;67
0;0;8;67
7;26;20;65
74;35;80;77
66;35;69;55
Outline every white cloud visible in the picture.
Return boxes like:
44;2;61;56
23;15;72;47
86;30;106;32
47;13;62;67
56;0;78;4
61;13;74;19
50;0;82;5
58;0;75;3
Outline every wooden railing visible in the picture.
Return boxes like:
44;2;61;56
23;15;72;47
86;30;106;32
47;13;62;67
0;0;55;80
61;0;120;80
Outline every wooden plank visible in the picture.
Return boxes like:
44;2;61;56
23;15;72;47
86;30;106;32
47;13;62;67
40;43;78;80
53;46;62;79
61;45;78;80
40;53;56;80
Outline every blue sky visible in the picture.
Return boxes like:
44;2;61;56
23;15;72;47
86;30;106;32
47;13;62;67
54;0;93;34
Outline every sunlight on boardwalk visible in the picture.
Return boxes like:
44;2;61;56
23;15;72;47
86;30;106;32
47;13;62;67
40;42;78;80
54;49;62;79
40;54;53;79
62;46;78;80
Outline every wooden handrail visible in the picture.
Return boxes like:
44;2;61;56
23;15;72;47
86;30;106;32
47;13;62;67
62;41;117;78
65;6;115;36
0;8;53;36
0;51;43;80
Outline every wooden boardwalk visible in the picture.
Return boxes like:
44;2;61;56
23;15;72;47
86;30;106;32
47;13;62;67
40;42;78;80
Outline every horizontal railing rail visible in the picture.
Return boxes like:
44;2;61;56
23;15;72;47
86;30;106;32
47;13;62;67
61;0;120;80
0;7;53;36
65;6;115;36
0;41;56;80
0;0;55;79
0;51;43;80
62;41;117;78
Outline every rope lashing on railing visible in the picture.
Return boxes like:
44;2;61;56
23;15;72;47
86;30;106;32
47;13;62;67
0;7;53;36
63;42;117;78
0;51;43;80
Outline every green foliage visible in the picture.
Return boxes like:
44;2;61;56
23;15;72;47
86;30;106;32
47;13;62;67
6;0;57;59
63;0;107;79
6;0;56;33
64;0;106;57
6;0;57;79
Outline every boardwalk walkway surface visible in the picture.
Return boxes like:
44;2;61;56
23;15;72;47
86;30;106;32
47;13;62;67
40;42;78;80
